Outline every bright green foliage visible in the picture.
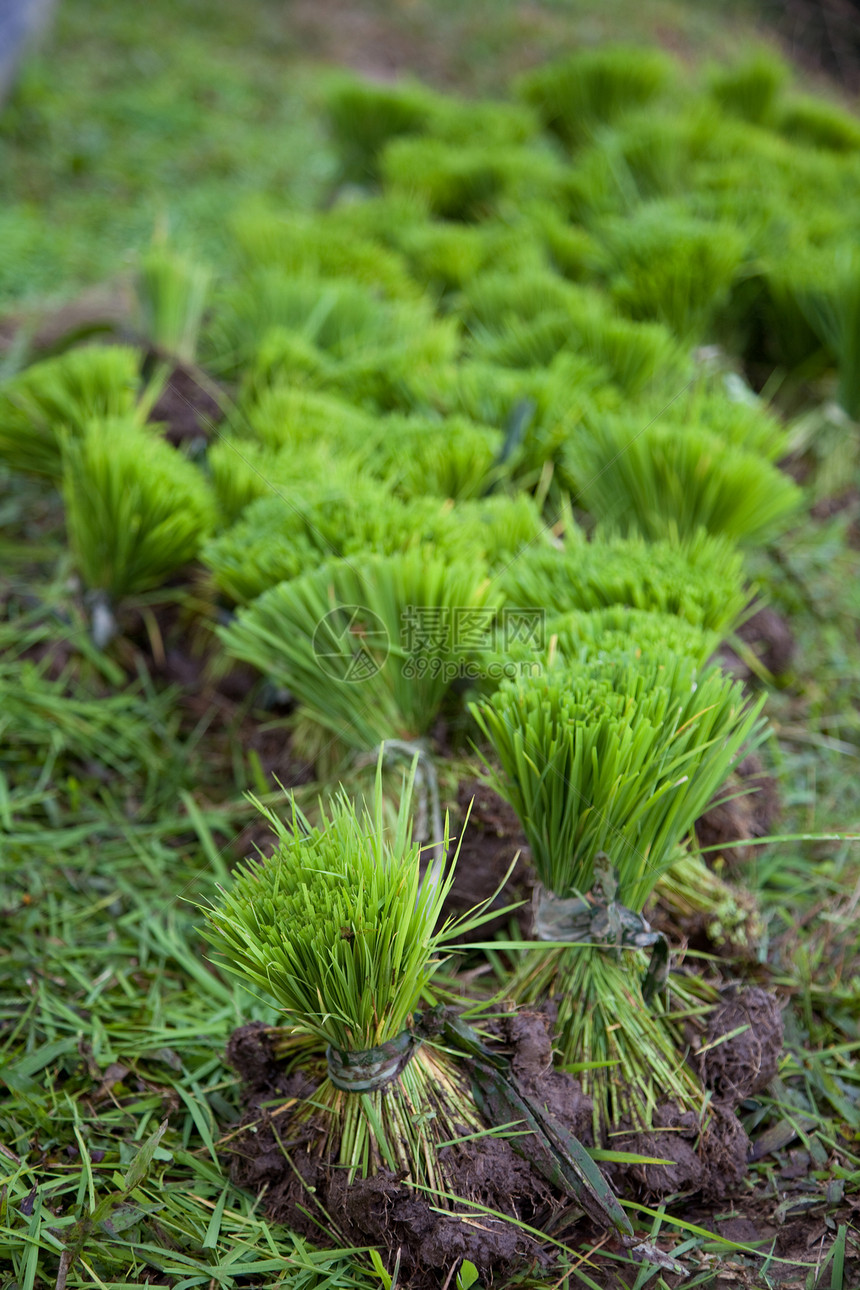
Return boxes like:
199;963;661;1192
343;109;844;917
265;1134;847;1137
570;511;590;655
462;270;684;391
778;96;860;153
707;52;789;125
202;759;480;1187
472;653;766;907
322;74;444;179
0;660;183;814
367;414;505;500
63;418;217;598
207;270;443;378
789;244;860;419
381;137;571;221
471;655;767;1127
549;605;717;667
453;492;548;565
219;550;499;749
396;219;543;291
0;345;141;477
236;383;375;453
136;245;210;364
517;46;674;147
203;762;452;1050
231;208;417;300
205;435;298;523
202;474;452;603
568;420;803;543
596;204;748;339
499;529;748;635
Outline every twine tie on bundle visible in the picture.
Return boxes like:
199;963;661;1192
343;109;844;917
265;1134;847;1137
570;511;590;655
532;852;669;1003
326;1028;423;1093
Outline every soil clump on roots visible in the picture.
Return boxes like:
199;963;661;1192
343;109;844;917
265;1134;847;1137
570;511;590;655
224;1012;590;1281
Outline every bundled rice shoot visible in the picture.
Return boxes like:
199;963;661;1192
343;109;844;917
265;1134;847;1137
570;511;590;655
63;418;216;600
500;529;749;636
568;420;802;542
517;46;674;148
202;760;479;1190
0;345;141;477
219;550;499;751
471;654;768;1133
136;246;210;364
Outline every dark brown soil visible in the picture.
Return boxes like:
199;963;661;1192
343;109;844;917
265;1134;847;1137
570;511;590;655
698;986;784;1101
443;780;532;939
719;606;796;679
147;360;224;444
695;754;781;867
224;1013;596;1282
607;1101;750;1202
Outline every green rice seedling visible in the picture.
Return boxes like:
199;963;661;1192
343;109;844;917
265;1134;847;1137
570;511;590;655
499;529;748;636
632;376;789;461
219;550;499;751
63;418;217;600
650;846;764;958
328;314;460;411
206;270;440;379
136;245;210;364
788;244;860;419
523;206;600;281
321;73;445;179
516;46;674;148
456;492;549;566
470;654;767;1132
429;96;540;148
707;52;789;126
396;219;544;293
777;95;860;153
205;436;299;523
366;414;505;501
230;208;417;300
568;420;802;543
201;757;483;1192
201;759;629;1241
0;344;141;476
548;605;718;668
458;267;594;332
235;383;376;455
203;472;456;604
595;204;748;340
381;137;571;222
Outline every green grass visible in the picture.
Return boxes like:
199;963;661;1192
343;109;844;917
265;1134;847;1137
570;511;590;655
3;1;860;1287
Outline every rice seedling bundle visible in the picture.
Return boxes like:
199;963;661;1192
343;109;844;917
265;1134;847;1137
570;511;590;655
0;344;141;477
365;413;506;501
786;243;860;419
380;137;571;222
777;96;860;153
62;417;216;600
548;605;718;668
231;208;417;301
499;529;748;635
567;419;802;542
595;203;748;340
136;245;210;364
471;654;768;1132
202;760;479;1191
516;45;675;148
219;549;499;750
707;52;789;126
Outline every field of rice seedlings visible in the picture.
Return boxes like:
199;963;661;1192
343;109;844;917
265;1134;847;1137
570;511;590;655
2;4;860;1287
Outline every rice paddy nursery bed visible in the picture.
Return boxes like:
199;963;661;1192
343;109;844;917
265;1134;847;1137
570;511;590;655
2;28;860;1290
